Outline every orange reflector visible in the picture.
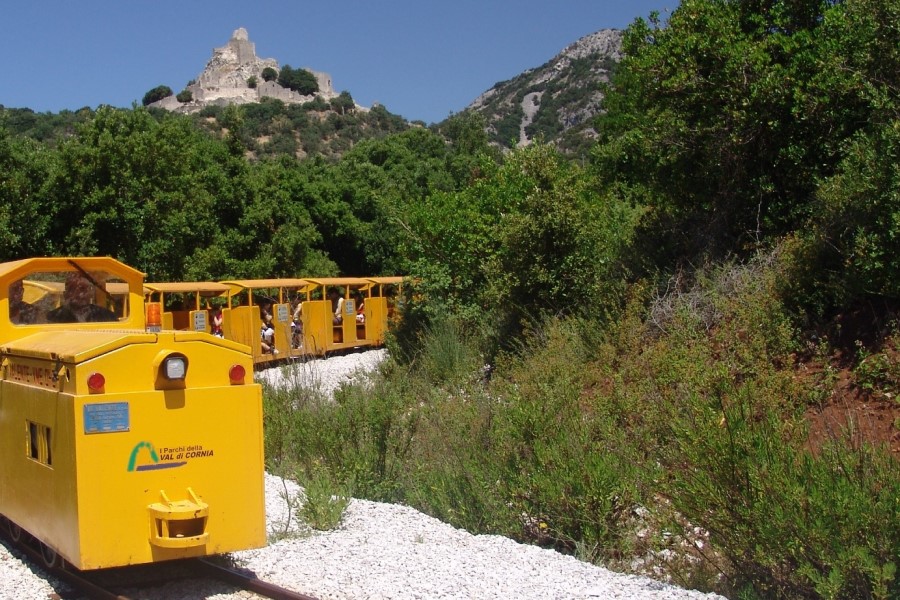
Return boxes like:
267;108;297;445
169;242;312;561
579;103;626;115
87;372;106;392
229;364;246;384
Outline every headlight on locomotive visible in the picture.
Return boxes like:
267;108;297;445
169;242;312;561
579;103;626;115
163;355;187;380
154;351;189;388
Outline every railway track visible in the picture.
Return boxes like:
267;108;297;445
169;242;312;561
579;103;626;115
1;520;318;600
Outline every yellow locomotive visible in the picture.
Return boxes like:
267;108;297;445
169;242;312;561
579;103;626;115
0;257;266;570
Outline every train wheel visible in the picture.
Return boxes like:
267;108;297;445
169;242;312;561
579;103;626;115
7;520;22;543
40;542;58;569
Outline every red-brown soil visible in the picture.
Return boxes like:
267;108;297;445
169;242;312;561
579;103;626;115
802;336;900;455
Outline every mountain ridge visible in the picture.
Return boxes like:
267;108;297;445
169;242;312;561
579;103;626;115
464;29;623;155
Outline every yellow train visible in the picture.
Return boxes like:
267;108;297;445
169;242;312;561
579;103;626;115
0;257;266;570
145;275;404;366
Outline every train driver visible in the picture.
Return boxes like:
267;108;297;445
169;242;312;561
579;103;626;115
46;271;118;323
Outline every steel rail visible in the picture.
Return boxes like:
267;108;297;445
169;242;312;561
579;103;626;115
195;557;321;600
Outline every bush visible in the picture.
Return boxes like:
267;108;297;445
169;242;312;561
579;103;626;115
263;359;417;502
596;256;900;597
297;465;350;531
176;89;193;103
487;317;641;559
142;85;173;106
786;125;900;316
330;91;355;114
277;64;319;95
262;66;278;82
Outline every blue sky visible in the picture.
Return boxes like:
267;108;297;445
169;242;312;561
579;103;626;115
1;1;674;125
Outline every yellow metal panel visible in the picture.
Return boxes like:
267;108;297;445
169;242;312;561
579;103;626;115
189;309;210;334
73;381;265;568
367;297;389;345
1;330;156;363
272;303;292;356
301;301;328;356
0;335;265;569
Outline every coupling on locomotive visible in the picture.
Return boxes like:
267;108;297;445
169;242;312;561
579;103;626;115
0;257;266;570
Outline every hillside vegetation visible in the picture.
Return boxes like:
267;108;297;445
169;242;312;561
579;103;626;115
3;1;900;598
466;29;622;157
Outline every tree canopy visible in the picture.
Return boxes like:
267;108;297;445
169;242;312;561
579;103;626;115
277;65;319;95
142;85;173;106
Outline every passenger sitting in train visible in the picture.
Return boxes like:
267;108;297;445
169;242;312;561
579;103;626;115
259;301;274;324
46;272;117;323
8;279;39;324
291;298;303;349
354;291;365;323
261;317;277;354
211;305;224;337
328;288;344;324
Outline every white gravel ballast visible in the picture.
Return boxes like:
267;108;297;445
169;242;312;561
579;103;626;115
233;473;725;600
0;351;725;599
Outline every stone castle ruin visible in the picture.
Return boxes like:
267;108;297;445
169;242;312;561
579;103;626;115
152;28;338;113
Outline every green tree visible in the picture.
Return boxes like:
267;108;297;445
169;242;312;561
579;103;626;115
0;117;56;259
401;143;640;348
330;91;355;114
261;66;278;82
790;123;900;314
593;0;874;265
277;65;319;95
176;89;193;103
142;85;173;106
46;107;237;279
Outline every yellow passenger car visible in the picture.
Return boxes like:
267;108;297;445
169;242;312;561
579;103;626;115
219;278;311;365
0;257;266;570
144;281;230;333
299;277;387;356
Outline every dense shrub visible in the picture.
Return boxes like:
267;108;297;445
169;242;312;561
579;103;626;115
141;85;173;106
261;66;278;82
271;253;899;598
592;255;900;598
277;64;319;96
786;124;900;316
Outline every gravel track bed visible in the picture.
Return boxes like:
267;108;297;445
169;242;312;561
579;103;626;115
0;350;724;600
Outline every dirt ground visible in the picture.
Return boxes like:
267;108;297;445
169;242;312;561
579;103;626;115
802;332;900;455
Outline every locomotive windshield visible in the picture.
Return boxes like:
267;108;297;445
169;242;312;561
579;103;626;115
9;268;129;325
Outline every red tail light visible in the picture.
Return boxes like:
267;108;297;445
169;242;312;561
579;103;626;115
87;372;106;392
229;364;246;384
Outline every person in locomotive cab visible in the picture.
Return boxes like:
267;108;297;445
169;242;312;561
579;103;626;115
46;271;118;323
8;279;39;324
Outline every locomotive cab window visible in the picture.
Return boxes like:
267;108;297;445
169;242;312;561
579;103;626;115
9;268;129;325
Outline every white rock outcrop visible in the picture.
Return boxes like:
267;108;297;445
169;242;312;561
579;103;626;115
153;27;337;113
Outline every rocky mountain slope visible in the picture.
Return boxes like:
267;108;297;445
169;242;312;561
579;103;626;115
465;29;623;156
